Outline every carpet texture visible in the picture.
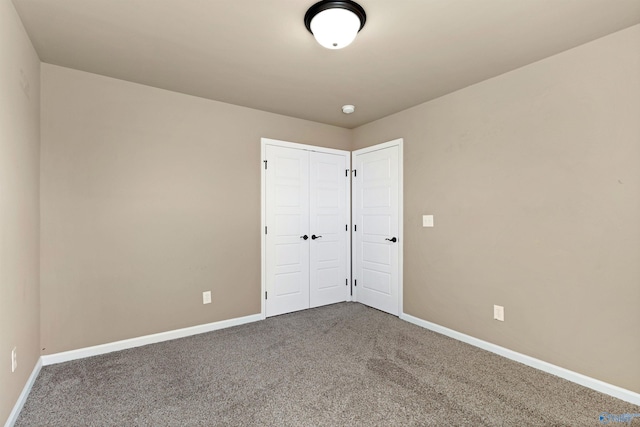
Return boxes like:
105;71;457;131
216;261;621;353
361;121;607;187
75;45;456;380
16;303;640;426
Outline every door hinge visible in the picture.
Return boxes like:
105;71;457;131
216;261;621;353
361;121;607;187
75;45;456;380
354;279;357;287
345;169;349;177
345;224;348;231
346;279;348;287
265;226;267;234
354;224;357;232
265;291;268;299
353;169;356;177
264;160;267;170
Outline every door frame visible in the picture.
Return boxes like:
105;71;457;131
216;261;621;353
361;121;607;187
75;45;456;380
351;138;404;316
261;138;351;319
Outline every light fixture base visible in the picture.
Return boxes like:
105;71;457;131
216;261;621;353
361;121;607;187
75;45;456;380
304;1;366;33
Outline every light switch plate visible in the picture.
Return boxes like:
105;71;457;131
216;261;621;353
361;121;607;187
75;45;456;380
422;215;434;227
493;305;504;321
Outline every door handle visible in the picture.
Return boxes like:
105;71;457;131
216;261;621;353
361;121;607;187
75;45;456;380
311;234;322;240
300;235;309;240
385;237;397;243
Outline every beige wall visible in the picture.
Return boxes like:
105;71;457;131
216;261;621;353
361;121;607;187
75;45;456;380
353;24;640;393
6;17;637;423
0;0;41;424
40;64;351;355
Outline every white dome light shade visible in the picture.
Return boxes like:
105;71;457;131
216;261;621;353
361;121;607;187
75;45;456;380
304;1;367;50
310;8;360;49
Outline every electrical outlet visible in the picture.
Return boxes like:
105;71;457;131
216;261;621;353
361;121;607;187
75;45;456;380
11;347;17;373
202;291;212;304
493;305;504;321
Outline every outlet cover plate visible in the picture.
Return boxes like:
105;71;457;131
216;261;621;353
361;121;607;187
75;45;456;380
493;305;504;321
203;291;212;304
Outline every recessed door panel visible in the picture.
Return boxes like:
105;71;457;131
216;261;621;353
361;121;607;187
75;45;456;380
362;186;391;208
275;271;305;296
362;242;391;266
275;214;302;236
362;215;391;236
316;266;341;290
363;157;391;181
275;185;302;207
362;269;392;295
316;214;340;234
275;243;302;266
316;239;340;262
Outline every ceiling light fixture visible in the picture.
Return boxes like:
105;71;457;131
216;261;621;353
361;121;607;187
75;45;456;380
304;0;366;50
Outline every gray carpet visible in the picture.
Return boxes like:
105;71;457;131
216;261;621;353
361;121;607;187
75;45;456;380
16;303;639;426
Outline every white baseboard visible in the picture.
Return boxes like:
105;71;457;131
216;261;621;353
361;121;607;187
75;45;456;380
4;357;42;427
400;313;640;406
41;313;262;366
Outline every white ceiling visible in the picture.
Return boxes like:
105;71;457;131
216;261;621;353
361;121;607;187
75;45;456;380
13;0;640;128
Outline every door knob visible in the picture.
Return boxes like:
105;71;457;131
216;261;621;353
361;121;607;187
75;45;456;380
385;237;397;243
300;235;309;240
311;234;322;240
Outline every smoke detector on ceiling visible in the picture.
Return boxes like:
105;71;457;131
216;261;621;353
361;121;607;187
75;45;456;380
342;104;355;114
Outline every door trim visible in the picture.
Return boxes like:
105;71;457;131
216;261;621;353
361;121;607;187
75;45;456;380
351;138;404;316
261;138;351;319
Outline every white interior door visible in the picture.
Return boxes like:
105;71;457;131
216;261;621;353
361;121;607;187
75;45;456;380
263;139;350;318
353;142;401;316
309;152;349;308
265;145;310;317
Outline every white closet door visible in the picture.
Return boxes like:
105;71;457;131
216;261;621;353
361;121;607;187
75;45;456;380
265;145;310;317
309;152;349;308
353;145;400;315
